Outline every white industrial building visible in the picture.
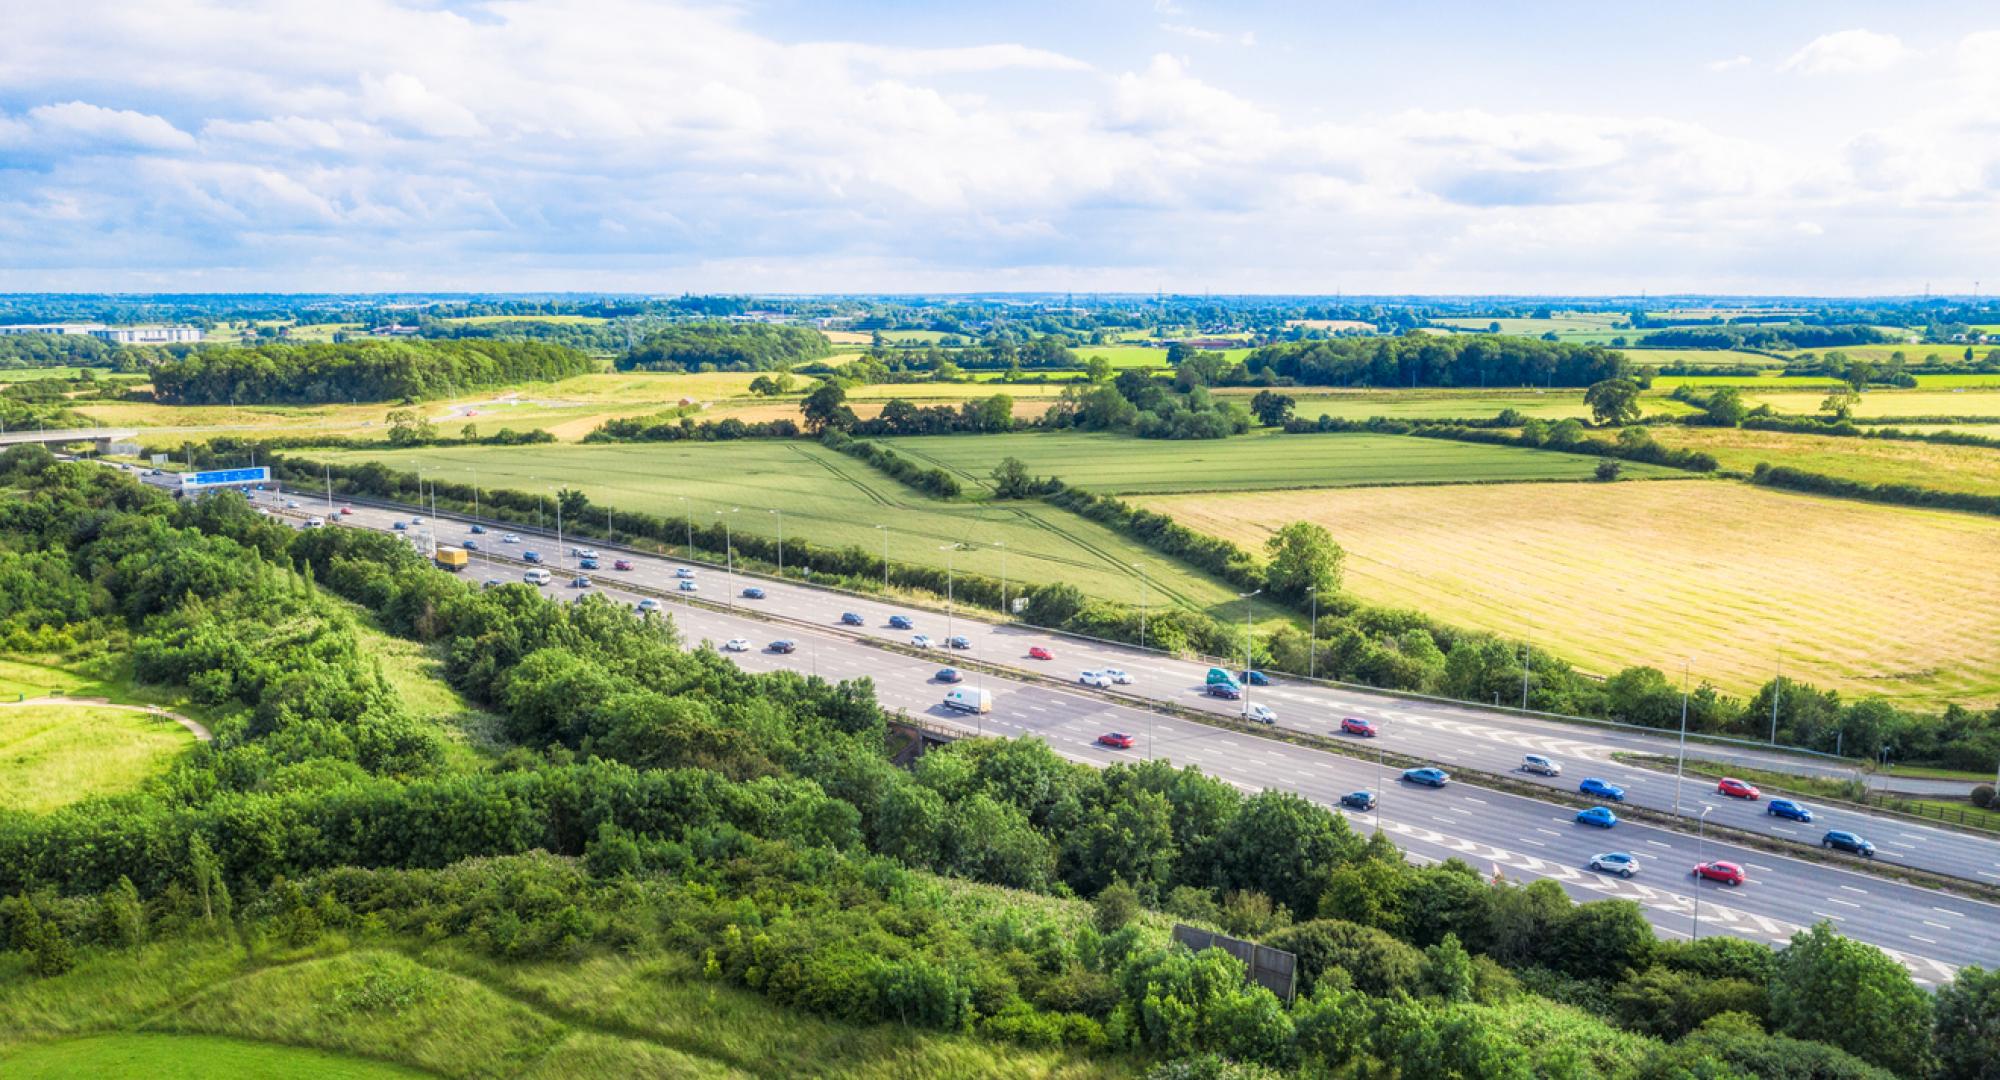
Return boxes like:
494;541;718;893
0;323;203;343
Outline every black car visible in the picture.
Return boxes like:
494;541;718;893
1822;830;1876;857
1340;791;1376;811
768;640;797;654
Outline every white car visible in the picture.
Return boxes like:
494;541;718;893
285;499;300;508
1103;668;1132;685
303;516;325;528
675;567;696;579
502;533;521;544
724;638;750;652
1244;703;1277;724
911;634;934;649
635;598;660;614
1078;670;1112;688
411;516;423;524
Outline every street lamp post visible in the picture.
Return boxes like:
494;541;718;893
1238;589;1261;721
770;509;784;578
1134;563;1150;652
1692;805;1715;940
940;543;963;642
1307;586;1318;681
875;524;890;593
717;509;738;607
555;490;565;573
1673;657;1692;819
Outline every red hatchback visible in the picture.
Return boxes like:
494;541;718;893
1717;778;1761;800
1028;646;1054;660
1339;717;1378;737
1692;861;1746;886
1097;732;1135;750
613;559;634;571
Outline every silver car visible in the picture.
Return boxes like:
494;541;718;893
1522;754;1563;777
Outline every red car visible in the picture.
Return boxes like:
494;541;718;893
1717;778;1761;800
1692;861;1745;886
610;559;631;571
1339;717;1377;737
1028;646;1054;660
338;506;354;516
1097;732;1135;750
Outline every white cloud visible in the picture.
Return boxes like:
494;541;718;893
359;73;486;138
28;101;196;150
1706;55;1751;71
1781;30;1910;74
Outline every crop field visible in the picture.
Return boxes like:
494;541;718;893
1618;349;1781;368
874;430;1690;494
1649;426;2000;496
1134;480;2000;705
1648;374;1844;390
1779;343;1985;364
313;441;1293;625
1074;344;1243;368
1741;389;2000;419
0;704;194;813
1431;313;1626;336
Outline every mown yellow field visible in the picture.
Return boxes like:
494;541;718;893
1743;389;2000;418
1136;480;2000;705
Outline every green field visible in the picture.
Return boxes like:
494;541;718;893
313;440;1293;626
0;705;194;813
0;366;91;382
1073;343;1243;368
874;429;1690;494
0;939;1118;1080
1648;426;2000;497
0;1035;424;1079
434;314;610;326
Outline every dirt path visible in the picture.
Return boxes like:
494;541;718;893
0;695;213;743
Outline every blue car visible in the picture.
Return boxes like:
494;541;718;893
1823;830;1875;857
469;524;486;534
1401;767;1451;788
937;667;963;683
841;612;865;626
1576;806;1619;828
1767;799;1814;822
392;521;408;531
1578;778;1626;802
1340;791;1376;811
463;539;479;551
1239;670;1272;686
889;615;913;630
523;551;542;564
743;587;766;599
579;557;599;571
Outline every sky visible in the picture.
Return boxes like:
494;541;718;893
1;1;1997;295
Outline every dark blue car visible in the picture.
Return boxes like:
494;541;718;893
937;668;963;683
841;612;865;626
579;557;599;570
1401;767;1450;788
1239;670;1271;686
743;587;766;599
889;615;913;630
1575;806;1618;828
1767;799;1814;822
1822;830;1875;857
1340;791;1376;811
469;524;486;534
522;551;542;564
1579;778;1626;802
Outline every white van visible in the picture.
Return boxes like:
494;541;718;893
943;687;992;714
523;568;552;586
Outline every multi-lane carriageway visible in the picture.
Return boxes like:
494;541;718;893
224;481;2000;984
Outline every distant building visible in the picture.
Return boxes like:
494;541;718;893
90;326;203;344
0;323;202;343
369;324;422;337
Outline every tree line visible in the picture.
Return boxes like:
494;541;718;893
616;320;833;372
1245;336;1630;389
148;339;596;405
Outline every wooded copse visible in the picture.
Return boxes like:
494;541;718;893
1246;335;1629;388
147;339;596;405
616;320;834;372
1;446;1984;1079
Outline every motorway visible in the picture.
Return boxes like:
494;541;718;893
210;481;2000;985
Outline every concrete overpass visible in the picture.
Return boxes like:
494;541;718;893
0;428;140;453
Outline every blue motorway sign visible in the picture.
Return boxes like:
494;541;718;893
181;466;270;490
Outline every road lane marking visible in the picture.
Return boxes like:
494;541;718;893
1840;885;1867;894
1825;898;1861;908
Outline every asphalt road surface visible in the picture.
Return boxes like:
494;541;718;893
214;481;2000;984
